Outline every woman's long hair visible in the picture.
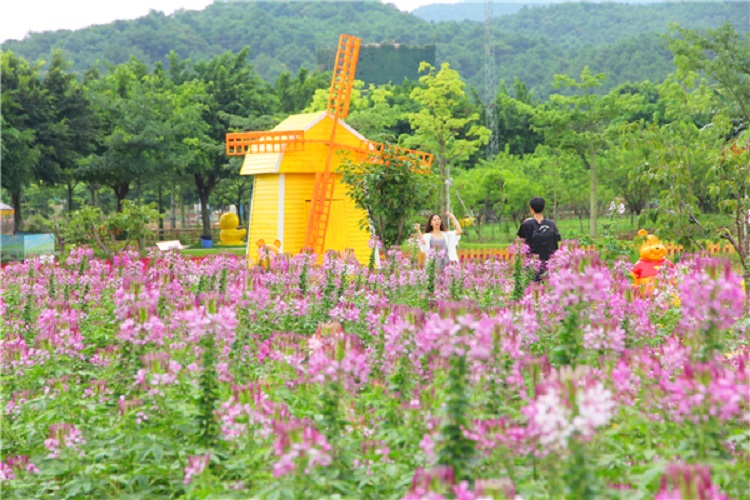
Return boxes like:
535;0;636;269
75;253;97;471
425;214;446;233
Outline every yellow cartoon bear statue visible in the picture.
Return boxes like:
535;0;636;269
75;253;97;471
256;239;282;270
218;213;247;246
631;229;674;294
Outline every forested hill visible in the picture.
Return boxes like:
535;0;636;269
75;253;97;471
411;0;715;23
2;1;747;98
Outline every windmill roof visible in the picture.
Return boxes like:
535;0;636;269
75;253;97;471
272;111;326;132
239;111;368;176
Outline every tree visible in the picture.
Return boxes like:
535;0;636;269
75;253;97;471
535;67;640;236
669;22;750;124
633;70;722;249
1;52;47;230
495;78;543;156
36;50;98;213
212;158;253;225
708;127;750;294
275;67;330;114
403;62;489;217
338;147;436;248
80;59;175;211
188;49;277;237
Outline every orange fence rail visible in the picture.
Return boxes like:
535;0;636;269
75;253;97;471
408;243;736;266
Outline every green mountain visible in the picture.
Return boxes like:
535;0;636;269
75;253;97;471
2;1;747;98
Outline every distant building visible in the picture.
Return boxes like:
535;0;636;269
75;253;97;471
317;41;436;85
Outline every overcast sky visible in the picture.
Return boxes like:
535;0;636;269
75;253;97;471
1;0;456;43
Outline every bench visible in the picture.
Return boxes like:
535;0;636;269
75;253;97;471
155;240;186;251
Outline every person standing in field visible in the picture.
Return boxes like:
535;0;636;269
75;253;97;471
413;212;463;272
517;197;561;281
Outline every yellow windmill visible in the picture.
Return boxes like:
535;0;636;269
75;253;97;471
226;34;433;263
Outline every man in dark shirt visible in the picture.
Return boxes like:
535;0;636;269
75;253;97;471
517;196;561;280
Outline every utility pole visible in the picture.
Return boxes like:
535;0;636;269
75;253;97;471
484;0;499;159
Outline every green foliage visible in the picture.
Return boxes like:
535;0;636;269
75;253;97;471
64;201;160;257
404;62;489;214
669;22;750;123
338;146;436;249
495;78;543;156
437;355;474;482
36;50;98;211
3;2;745;100
511;252;529;302
198;329;219;447
551;307;582;367
274;68;330;115
107;201;161;252
1;51;47;230
188;48;276;236
65;205;107;252
536;67;643;237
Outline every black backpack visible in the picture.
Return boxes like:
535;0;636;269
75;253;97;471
531;219;558;260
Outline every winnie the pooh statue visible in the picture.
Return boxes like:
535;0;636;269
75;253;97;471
631;229;674;294
218;213;247;246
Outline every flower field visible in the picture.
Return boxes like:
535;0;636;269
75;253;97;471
1;245;748;499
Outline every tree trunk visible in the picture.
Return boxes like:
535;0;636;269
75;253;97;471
67;183;75;213
236;187;245;226
171;183;177;229
180;187;186;228
199;192;211;237
194;173;217;237
113;183;129;212
443;162;451;225
12;191;23;232
589;138;598;237
158;185;164;231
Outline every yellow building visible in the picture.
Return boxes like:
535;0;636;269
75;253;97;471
239;110;372;263
227;35;431;265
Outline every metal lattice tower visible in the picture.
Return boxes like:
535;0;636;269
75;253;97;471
484;0;499;159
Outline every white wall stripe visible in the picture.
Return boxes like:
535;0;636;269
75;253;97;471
245;176;256;259
278;174;285;253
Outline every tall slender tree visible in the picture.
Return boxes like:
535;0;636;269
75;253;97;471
404;62;489;216
36;50;98;213
535;67;640;236
1;52;48;230
187;49;277;237
80;58;175;211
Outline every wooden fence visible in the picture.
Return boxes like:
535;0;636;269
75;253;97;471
412;243;736;266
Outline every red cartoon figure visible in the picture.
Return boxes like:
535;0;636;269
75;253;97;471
631;229;674;294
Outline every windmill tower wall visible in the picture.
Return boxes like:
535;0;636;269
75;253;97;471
246;174;370;263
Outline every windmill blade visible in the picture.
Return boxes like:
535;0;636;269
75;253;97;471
361;141;434;171
226;130;305;156
327;34;361;120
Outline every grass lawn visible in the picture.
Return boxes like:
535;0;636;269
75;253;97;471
180;246;245;257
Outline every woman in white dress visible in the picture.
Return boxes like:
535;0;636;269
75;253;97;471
413;212;463;271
